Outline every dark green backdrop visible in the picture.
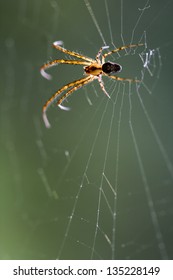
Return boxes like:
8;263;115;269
1;0;173;259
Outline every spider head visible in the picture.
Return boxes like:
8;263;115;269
102;61;122;74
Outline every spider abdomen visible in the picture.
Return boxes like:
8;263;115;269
102;61;122;74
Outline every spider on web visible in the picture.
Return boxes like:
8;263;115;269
40;41;143;128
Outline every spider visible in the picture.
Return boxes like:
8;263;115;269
40;41;143;128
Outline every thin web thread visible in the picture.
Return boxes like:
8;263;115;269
111;83;125;259
57;85;116;259
90;82;121;259
128;84;168;260
136;83;173;181
84;0;107;46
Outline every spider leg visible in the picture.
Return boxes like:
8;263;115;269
57;76;95;108
97;75;110;98
102;43;144;61
106;74;141;83
40;59;91;80
53;41;95;63
42;76;94;128
96;45;109;62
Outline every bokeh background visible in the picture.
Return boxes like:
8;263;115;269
1;0;173;259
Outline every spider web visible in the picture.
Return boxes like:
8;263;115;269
1;0;173;260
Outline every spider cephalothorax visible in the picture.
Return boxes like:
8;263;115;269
40;41;143;128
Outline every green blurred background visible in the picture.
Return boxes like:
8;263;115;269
0;0;173;259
